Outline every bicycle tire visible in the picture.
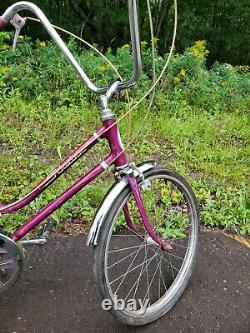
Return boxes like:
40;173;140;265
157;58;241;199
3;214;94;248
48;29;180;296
94;167;199;326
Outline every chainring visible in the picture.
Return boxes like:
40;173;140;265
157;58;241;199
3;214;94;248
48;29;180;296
0;233;24;293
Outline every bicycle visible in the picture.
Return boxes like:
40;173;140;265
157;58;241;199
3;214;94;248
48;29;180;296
0;1;199;326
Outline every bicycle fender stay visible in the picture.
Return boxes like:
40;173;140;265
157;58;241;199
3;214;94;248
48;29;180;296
86;160;156;246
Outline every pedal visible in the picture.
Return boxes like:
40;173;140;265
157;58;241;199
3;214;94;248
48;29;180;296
19;219;55;246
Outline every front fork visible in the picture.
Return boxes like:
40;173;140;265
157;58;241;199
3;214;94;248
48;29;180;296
119;165;172;251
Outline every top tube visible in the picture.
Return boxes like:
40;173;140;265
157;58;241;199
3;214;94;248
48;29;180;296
1;0;142;94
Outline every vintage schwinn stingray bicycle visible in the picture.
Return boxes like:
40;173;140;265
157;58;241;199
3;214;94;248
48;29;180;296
0;0;199;326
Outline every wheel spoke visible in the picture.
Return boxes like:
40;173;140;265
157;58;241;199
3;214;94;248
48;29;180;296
145;245;150;303
108;247;142;269
0;259;15;269
148;246;180;272
111;234;140;238
101;170;198;319
161;255;179;272
165;236;188;242
143;254;162;303
167;251;175;282
170;242;190;249
155;252;163;299
167;252;185;261
108;244;145;254
112;240;146;293
124;243;148;302
111;246;159;289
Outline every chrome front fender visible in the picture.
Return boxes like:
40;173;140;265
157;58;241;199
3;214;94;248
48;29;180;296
86;161;156;246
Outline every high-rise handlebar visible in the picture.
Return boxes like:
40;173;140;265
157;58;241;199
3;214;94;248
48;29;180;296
0;0;142;94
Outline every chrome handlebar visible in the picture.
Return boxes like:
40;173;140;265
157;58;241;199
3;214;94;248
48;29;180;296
0;0;142;94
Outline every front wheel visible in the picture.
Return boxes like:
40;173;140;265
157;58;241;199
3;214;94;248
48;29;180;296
94;167;199;326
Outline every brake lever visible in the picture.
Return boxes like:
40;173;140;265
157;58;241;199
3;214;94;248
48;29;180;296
10;14;26;53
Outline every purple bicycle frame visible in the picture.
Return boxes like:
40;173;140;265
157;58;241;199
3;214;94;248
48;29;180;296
0;117;171;250
0;1;171;250
0;119;127;241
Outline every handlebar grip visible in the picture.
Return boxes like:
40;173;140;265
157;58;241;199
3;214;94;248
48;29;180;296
0;17;7;30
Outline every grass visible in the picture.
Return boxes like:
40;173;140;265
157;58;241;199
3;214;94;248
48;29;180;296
0;34;249;235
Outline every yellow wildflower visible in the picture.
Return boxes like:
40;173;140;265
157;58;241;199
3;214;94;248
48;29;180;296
152;37;159;45
0;43;10;51
172;191;182;203
39;41;46;48
12;77;18;81
235;65;249;73
195;40;206;48
18;35;24;40
97;66;106;73
174;76;180;84
1;67;10;75
161;187;170;198
180;69;186;76
189;40;209;61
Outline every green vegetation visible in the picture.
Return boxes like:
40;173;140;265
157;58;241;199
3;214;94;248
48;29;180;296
1;0;249;65
0;33;249;235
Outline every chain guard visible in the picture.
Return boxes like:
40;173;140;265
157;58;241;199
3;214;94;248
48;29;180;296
0;233;24;293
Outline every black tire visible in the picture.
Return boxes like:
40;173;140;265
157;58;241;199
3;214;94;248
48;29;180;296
94;167;199;326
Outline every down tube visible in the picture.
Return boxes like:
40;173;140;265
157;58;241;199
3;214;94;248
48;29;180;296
0;126;105;215
11;160;110;242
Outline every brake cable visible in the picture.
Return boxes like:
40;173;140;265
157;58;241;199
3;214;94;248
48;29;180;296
13;0;178;167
